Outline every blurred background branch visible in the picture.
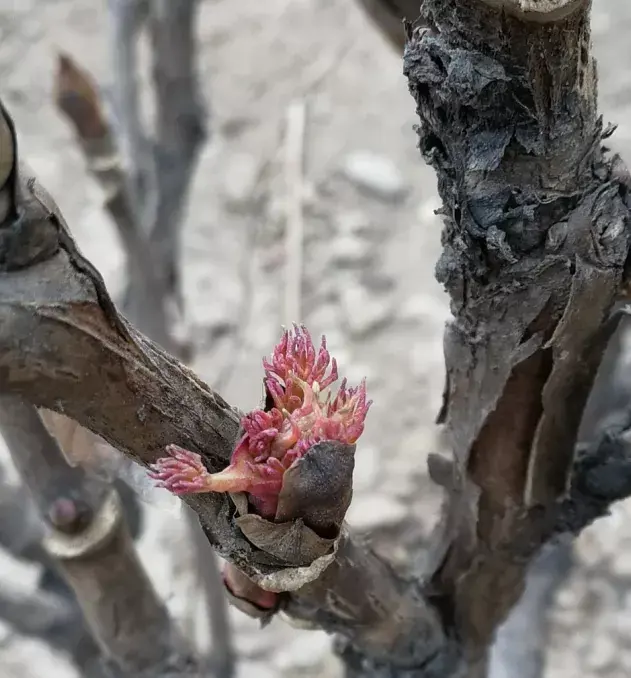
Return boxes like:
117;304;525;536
0;2;232;676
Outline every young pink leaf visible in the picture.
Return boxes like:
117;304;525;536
150;325;372;519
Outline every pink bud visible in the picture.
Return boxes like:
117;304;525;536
151;325;371;519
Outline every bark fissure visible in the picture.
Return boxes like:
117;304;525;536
402;0;631;672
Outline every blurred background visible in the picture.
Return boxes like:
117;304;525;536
0;0;630;676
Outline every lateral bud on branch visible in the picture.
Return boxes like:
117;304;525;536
150;324;372;616
0;106;445;666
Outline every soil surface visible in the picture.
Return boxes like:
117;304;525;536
1;0;631;676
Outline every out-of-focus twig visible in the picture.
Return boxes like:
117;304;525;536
44;489;199;677
121;2;231;664
0;49;207;677
183;507;236;677
55;52;180;356
0;586;74;639
0;584;113;677
0;460;144;676
148;0;206;309
0;398;108;530
54;45;233;676
106;0;153;213
488;538;573;678
0;397;199;677
0;467;44;561
283;100;307;327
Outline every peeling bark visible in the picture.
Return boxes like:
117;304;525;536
402;0;630;672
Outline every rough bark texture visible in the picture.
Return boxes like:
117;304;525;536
401;0;630;673
478;0;583;21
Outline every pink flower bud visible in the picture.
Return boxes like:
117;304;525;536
150;325;372;519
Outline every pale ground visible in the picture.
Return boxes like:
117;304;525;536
0;0;630;676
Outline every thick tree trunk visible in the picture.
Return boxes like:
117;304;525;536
401;0;630;673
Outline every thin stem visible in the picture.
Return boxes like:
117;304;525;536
282;100;307;327
148;0;206;305
0;396;107;525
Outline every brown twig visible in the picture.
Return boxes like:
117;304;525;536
106;0;152;214
0;135;447;671
54;48;233;675
283;100;307;327
0;398;108;525
183;507;236;677
147;0;206;308
55;52;179;356
45;490;199;677
0;396;199;677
